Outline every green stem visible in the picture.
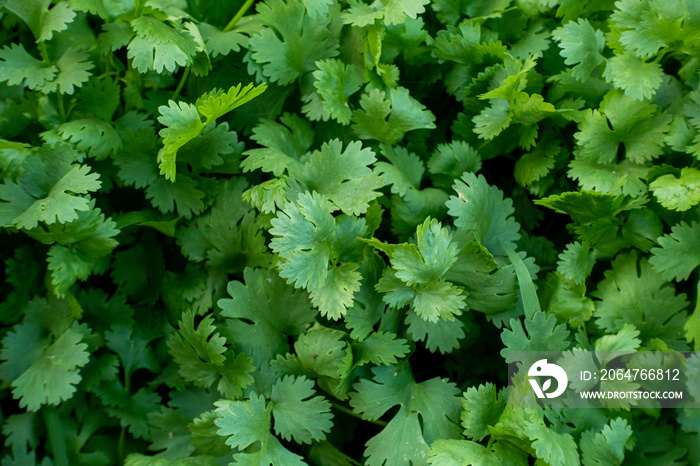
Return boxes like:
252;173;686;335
486;435;495;453
223;0;256;32
56;93;66;121
331;401;388;427
170;66;190;101
118;426;126;464
44;409;69;466
38;41;50;64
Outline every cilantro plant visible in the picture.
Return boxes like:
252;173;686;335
0;0;699;465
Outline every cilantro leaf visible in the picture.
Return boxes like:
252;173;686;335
352;87;437;144
57;119;121;159
649;167;700;211
218;268;316;366
2;0;75;42
157;83;266;180
215;394;306;465
270;375;333;444
128;15;198;74
552;19;606;81
574;90;670;165
10;327;90;411
593;251;688;348
295;139;384;216
241;113;313;177
0;146;101;229
460;383;507;441
198;23;248;58
649;221;700;282
353;331;410;366
168;309;255;398
404;309;466;353
269;192;364;319
376;218;466;322
349;363;462;465
602;53;664;101
446;172;521;256
557;241;597;285
428;439;500;466
501;311;571;363
524;417;580;466
248;0;339;85
342;0;430;26
580;418;634;466
0;44;57;91
312;59;364;125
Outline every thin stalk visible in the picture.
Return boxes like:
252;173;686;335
331;401;388;427
118;426;126;464
223;0;256;32
56;93;66;121
171;66;190;101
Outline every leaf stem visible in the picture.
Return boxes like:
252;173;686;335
118;426;126;464
330;401;388;427
223;0;256;32
38;41;51;64
44;409;69;466
56;93;66;121
170;66;190;101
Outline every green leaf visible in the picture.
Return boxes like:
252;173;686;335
0;147;101;229
2;0;76;42
248;0;338;85
580;418;634;466
0;43;57;90
428;141;482;186
198;23;248;58
269;192;364;319
57;119;121;159
242;113;313;177
460;383;507;441
377;145;426;196
557;242;597;285
276;326;352;381
270;375;333;444
349;363;462;466
156;102;204;181
524;417;580;466
593;251;688;348
196;83;268;125
312;59;364;125
428;439;500;466
10;327;89;411
128;15;198;74
218;268;316;366
353;332;410;366
167;310;226;384
157;84;265;180
447;172;521;256
352;87;436;145
603;53;664;101
296;139;384;216
393;218;459;286
649;167;700;211
215;394;306;465
404;309;466;354
501;311;570;362
552;19;606;81
649;221;700;281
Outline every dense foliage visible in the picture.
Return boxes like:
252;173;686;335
0;0;699;464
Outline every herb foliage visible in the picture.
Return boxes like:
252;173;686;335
0;0;699;464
